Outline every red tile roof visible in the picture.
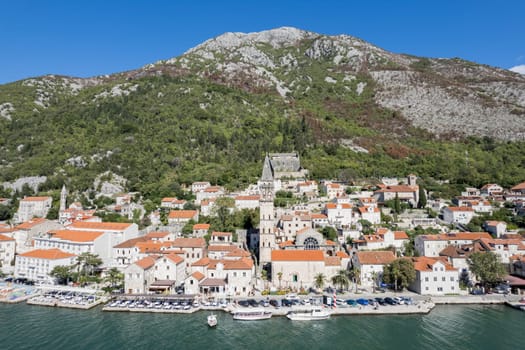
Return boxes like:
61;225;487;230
193;223;210;230
168;210;198;219
16;218;47;230
173;237;206;248
21;196;51;202
0;234;15;241
271;250;325;262
355;251;396;265
69;221;133;231
191;271;205;281
135;256;158;270
19;248;76;260
412;256;457;272
49;230;104;242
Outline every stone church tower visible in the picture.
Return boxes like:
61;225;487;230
259;154;276;266
60;185;67;212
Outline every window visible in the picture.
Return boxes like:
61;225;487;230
450;277;454;281
442;277;446;282
292;274;298;282
433;277;437;282
425;277;429;282
304;237;319;250
233;272;237;277
243;272;246;277
425;287;429;291
437;287;443;292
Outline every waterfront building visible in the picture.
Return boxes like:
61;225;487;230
172;237;207;270
409;256;459;295
0;234;16;271
124;254;185;294
14;248;76;283
351;251;396;288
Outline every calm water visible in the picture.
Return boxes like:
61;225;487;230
0;304;523;350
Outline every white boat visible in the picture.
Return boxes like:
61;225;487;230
232;308;272;321
207;313;218;327
286;308;331;321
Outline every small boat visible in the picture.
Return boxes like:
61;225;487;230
286;308;331;321
207;313;218;327
232;308;272;321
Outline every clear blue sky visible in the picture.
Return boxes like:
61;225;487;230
1;0;524;84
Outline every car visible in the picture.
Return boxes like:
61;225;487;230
470;289;484;295
402;296;413;305
374;297;386;305
356;298;369;306
269;299;279;307
247;299;258;307
384;297;396;305
346;299;357;306
494;284;511;294
238;300;249;307
393;297;405;305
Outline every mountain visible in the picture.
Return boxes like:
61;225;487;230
1;27;525;199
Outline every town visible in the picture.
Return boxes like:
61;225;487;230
1;152;525;315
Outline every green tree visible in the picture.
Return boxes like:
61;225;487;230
331;269;350;291
320;226;337;241
76;252;103;281
50;265;74;285
314;273;326;291
394;192;401;214
349;266;361;292
418;186;427;209
467;252;506;289
46;206;59;220
103;267;124;293
383;258;416;291
0;205;11;221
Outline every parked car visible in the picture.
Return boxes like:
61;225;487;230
238;300;249;307
384;297;396;305
402;296;413;305
374;297;386;305
470;289;484;295
494;284;511;294
269;299;279;307
356;298;369;306
346;299;357;306
393;296;405;305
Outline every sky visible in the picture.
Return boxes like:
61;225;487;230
0;0;524;84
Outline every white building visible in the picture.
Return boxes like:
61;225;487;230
0;234;16;271
323;183;345;200
415;232;492;257
11;218;63;254
195;186;224;205
124;254;185;294
351;251;396;288
484;221;507;238
325;203;353;227
191;182;211;194
234;195;260;210
15;196;53;223
167;210;199;224
67;221;139;264
353;228;409;252
358;206;381;225
409;257;459;295
160;197;186;209
15;248;76;283
480;184;503;197
34;230;111;266
442;206;475;224
279;213;312;239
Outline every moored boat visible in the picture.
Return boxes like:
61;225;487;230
232;308;272;321
286;308;331;321
207;313;218;327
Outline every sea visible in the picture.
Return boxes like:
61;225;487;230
0;303;523;350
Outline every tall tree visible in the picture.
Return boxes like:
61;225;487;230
331;269;350;291
394;192;401;214
418;186;427;209
383;258;416;291
314;273;326;291
467;252;506;289
50;265;74;285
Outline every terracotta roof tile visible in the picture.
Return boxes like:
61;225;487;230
21;196;52;202
355;251;396;265
191;271;205;281
15;218;47;230
193;223;210;230
0;234;15;241
412;256;457;272
19;248;76;260
135;256;158;269
173;237;206;248
49;230;104;242
324;256;341;266
271;250;325;262
69;221;132;231
168;210;198;219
